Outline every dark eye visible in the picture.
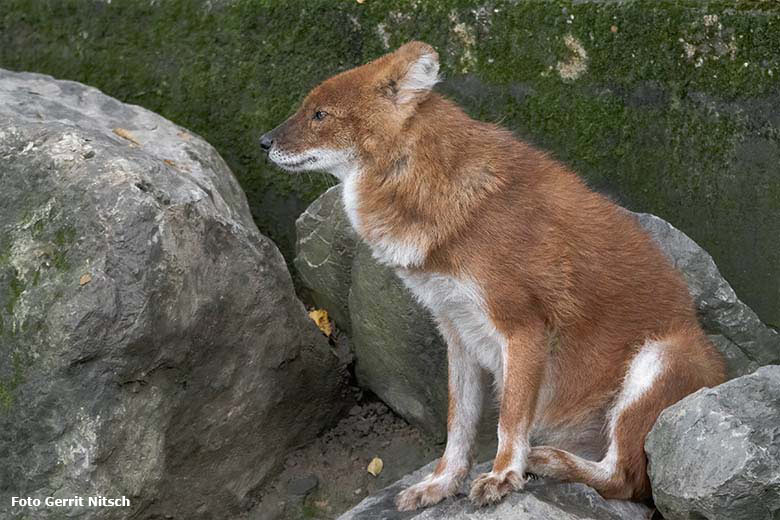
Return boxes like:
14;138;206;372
313;110;327;121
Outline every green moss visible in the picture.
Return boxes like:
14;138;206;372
0;236;9;268
53;226;76;248
300;500;322;519
31;218;45;239
0;351;25;411
5;271;23;315
0;0;778;324
1;265;24;338
0;385;11;410
50;225;76;272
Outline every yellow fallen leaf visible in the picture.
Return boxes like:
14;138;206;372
367;457;383;477
112;127;141;146
79;273;92;286
308;309;332;336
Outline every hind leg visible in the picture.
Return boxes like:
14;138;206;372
526;339;675;500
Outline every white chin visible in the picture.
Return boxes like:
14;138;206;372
268;147;355;180
272;158;319;172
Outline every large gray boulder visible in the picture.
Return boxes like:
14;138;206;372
349;242;449;441
295;185;779;437
0;69;345;519
337;460;652;520
646;365;780;520
295;185;359;335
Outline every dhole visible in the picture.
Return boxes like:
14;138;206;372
260;41;726;509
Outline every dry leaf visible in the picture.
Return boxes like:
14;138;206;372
112;127;141;146
367;457;383;477
163;159;178;169
308;309;332;336
79;273;92;286
177;131;192;141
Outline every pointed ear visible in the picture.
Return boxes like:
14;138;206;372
382;41;440;106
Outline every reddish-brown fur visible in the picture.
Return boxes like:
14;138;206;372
262;41;726;509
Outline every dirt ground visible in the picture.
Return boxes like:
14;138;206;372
245;391;440;520
242;319;498;520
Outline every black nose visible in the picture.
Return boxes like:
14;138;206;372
259;133;274;152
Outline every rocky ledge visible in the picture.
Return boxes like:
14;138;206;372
338;366;780;520
337;460;652;520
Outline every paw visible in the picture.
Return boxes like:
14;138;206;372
396;475;461;511
396;480;447;511
468;470;525;506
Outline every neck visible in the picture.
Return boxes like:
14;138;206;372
342;95;509;268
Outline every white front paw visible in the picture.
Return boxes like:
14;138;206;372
468;469;526;506
395;469;466;511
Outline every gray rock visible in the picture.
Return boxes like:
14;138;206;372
646;365;780;520
349;242;448;440
288;474;319;497
0;69;345;519
337;461;653;520
295;185;358;334
295;187;778;436
636;213;779;377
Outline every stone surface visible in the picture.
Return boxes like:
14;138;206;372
337;461;653;520
646;365;780;520
349;243;448;440
0;69;345;519
295;186;778;436
295;185;359;334
296;186;447;438
287;475;319;497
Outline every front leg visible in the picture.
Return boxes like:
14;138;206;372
469;320;546;506
396;317;483;511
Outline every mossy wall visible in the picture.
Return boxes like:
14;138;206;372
2;0;778;326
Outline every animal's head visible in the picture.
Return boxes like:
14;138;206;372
259;41;440;180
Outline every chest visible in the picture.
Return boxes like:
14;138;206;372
341;172;362;235
342;175;426;268
397;269;506;380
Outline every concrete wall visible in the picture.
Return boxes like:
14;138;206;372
2;0;778;326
